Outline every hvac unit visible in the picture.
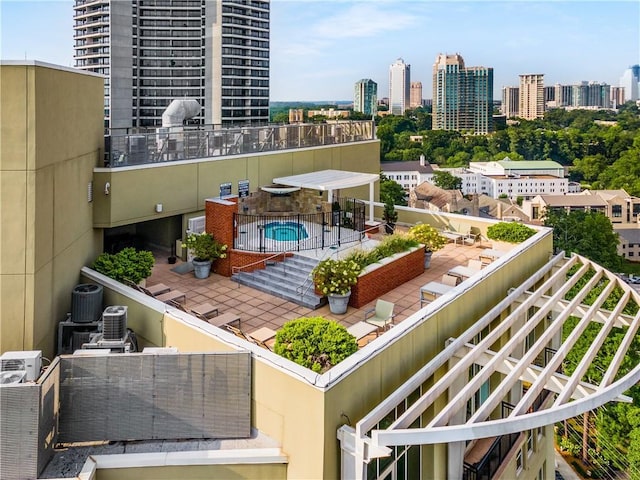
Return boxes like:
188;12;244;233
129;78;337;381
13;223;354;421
187;216;205;234
0;351;42;381
71;283;104;323
102;306;128;341
0;371;27;385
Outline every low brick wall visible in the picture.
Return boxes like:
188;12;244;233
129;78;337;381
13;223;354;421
349;247;425;308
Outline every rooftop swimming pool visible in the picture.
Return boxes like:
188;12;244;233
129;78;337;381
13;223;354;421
263;221;309;242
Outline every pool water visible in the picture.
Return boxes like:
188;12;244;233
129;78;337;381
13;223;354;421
264;221;309;241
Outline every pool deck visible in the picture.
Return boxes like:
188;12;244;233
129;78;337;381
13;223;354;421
148;231;491;346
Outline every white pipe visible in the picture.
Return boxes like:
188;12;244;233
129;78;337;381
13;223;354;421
161;99;201;127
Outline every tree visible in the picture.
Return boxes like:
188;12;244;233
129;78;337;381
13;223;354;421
379;173;407;206
543;209;622;271
432;171;462;190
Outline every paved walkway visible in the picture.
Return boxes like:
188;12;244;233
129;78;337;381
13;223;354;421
148;240;488;344
555;449;581;480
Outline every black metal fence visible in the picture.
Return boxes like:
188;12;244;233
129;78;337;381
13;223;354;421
233;198;366;253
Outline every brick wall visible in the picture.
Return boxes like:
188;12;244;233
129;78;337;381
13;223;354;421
205;197;294;277
349;247;425;308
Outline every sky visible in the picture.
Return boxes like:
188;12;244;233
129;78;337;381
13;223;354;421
1;0;639;102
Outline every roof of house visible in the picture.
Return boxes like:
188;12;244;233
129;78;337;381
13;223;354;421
381;161;434;174
534;194;607;207
499;159;563;170
616;228;640;243
412;182;460;209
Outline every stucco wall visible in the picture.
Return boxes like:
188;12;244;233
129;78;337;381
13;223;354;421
0;63;104;356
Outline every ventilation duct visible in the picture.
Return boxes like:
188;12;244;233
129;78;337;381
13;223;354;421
161;99;201;127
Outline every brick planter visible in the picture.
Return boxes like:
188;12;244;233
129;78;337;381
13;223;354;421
349;247;425;308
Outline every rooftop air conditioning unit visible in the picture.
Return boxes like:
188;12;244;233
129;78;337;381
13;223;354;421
187;216;205;234
0;371;27;385
102;306;128;341
0;351;42;381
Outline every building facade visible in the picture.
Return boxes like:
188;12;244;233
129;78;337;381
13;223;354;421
354;78;378;116
389;58;410;115
409;81;423;108
619;64;640;102
501;86;519;118
611;86;626;107
519;74;545;120
73;0;270;130
432;53;494;134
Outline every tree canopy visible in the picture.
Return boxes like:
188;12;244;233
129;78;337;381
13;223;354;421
432;171;462;190
543;209;622;271
379;173;407;206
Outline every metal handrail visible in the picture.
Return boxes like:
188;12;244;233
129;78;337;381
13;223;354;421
231;250;292;276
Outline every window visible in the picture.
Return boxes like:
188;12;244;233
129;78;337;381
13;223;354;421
516;449;523;473
527;430;534;455
612;204;622;218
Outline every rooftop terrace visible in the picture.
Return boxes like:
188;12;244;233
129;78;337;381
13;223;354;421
146;231;488;346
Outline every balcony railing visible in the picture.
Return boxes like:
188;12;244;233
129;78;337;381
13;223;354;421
104;121;375;168
463;390;552;480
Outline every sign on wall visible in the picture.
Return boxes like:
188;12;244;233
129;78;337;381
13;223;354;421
238;180;249;198
220;182;232;198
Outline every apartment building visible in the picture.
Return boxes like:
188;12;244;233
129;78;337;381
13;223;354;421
354;78;378;116
73;0;270;129
519;74;545;120
409;81;423;108
501;85;519;118
389;58;410;115
522;189;640;260
4;62;640;480
432;53;494;134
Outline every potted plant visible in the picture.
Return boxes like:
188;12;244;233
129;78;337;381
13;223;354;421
382;198;398;234
407;223;447;268
183;232;227;279
311;258;362;314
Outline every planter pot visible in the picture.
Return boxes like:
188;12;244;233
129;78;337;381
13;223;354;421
384;223;396;234
192;259;212;279
424;250;433;269
328;291;351;315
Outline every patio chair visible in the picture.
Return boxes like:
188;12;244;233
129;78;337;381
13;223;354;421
441;274;459;287
166;299;189;313
226;325;252;342
347;321;379;343
138;284;187;304
189;302;220;321
363;300;396;335
467;259;484;271
123;278;170;296
249;327;277;351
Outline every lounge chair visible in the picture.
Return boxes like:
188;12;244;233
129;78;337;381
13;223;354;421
249;326;277;350
123;278;170;296
347;321;379;343
364;300;396;335
189;302;220;320
137;284;187;304
441;274;459;287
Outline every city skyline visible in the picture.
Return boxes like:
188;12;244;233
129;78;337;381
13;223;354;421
1;1;639;102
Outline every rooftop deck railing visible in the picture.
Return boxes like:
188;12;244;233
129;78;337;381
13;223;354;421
103;120;375;168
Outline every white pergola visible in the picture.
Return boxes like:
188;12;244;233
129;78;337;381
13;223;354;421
339;251;640;479
272;170;379;223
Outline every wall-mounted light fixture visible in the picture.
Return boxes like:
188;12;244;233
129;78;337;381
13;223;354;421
104;182;111;195
155;203;163;213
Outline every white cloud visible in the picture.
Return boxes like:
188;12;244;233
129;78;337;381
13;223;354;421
311;3;419;39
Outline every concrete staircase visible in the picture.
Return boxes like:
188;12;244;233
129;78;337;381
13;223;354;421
231;254;326;310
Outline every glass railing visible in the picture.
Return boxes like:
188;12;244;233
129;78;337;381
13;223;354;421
104;121;375;168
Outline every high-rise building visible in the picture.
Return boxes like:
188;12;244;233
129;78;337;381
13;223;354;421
73;0;270;130
611;86;625;107
619;65;640;102
518;74;545;120
432;53;493;134
389;58;410;115
501;86;519;118
409;81;423;109
353;79;378;116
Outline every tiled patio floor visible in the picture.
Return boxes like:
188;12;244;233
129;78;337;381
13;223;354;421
148;239;490;345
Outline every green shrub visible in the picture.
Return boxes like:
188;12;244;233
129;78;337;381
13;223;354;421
407;223;447;252
183;232;227;262
312;258;362;295
274;317;358;373
487;222;536;243
92;247;155;284
344;234;418;267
